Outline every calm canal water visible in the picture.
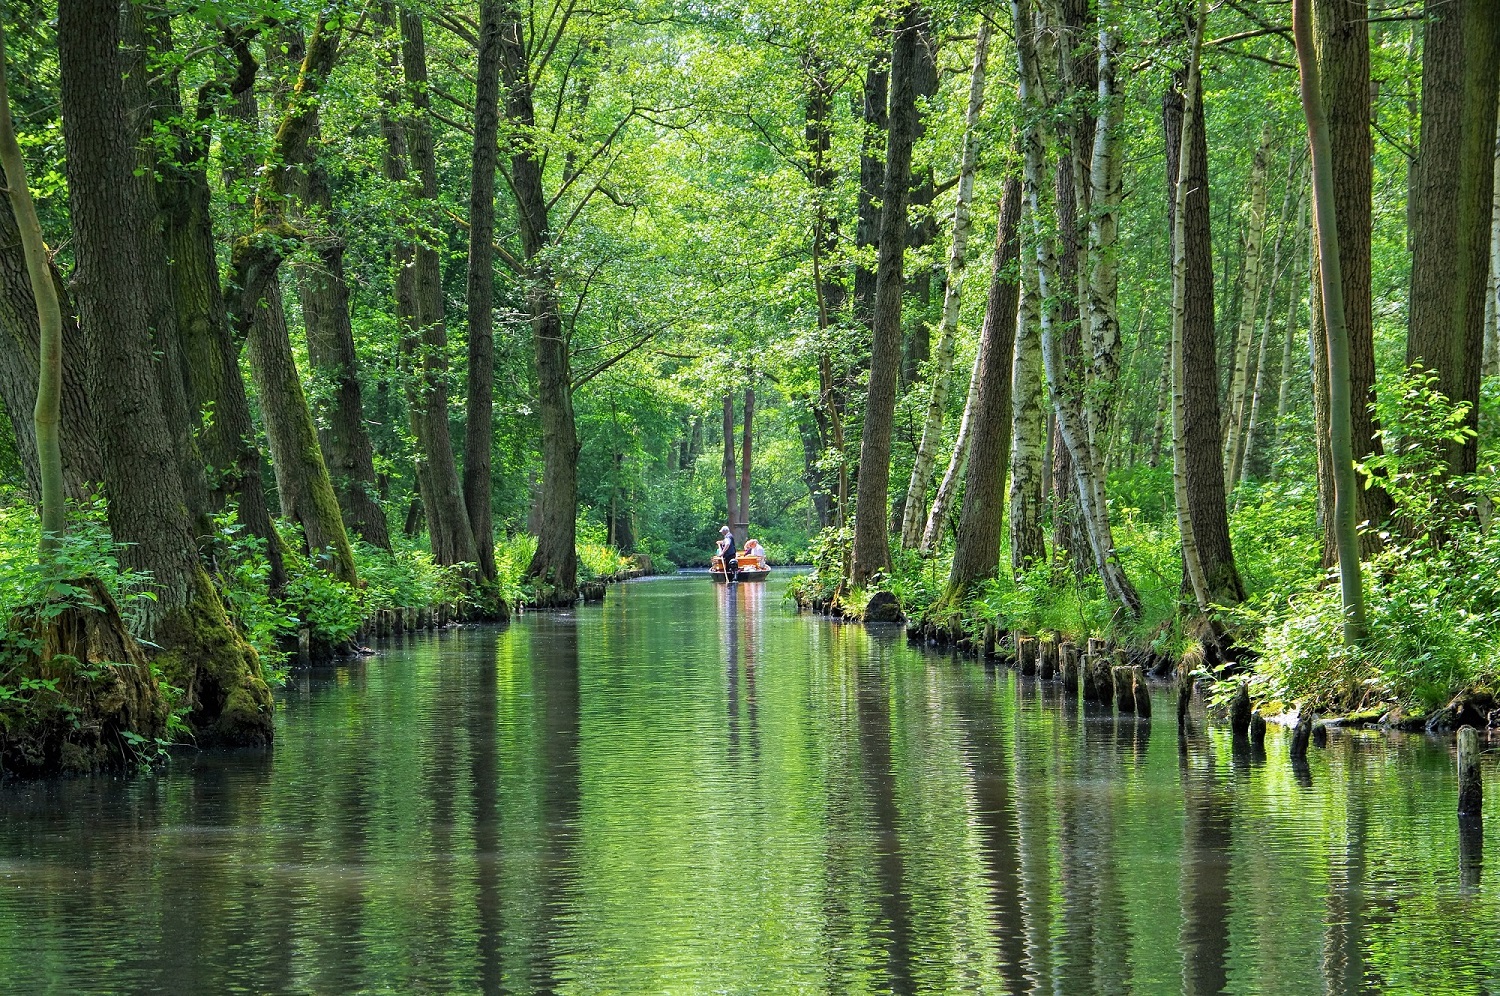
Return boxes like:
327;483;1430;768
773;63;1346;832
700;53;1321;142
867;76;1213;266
0;574;1495;994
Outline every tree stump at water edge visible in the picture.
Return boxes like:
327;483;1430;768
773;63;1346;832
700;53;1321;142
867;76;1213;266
1080;652;1099;702
1132;667;1151;719
1250;712;1267;748
1018;636;1038;676
1113;665;1135;714
982;622;996;658
296;628;311;666
1062;643;1079;694
1039;637;1058;680
1230;682;1252;741
1093;654;1116;705
1312;720;1328;749
1458;725;1483;818
1176;670;1193;730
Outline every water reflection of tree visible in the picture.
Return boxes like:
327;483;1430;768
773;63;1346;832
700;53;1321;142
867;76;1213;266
1178;732;1232;996
721;583;763;763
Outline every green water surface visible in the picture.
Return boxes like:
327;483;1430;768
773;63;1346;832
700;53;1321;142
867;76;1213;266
0;574;1494;994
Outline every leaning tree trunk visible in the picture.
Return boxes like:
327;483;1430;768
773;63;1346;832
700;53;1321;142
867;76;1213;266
947;175;1022;598
1223;122;1275;490
1405;0;1500;476
1296;0;1368;646
899;19;991;550
850;2;922;586
58;0;272;746
919;349;980;555
1014;0;1141;615
399;10;479;569
0;26;63;550
463;0;503;583
1009;210;1048;574
1311;0;1392;546
0;197;101;506
296;156;391;552
498;2;579;602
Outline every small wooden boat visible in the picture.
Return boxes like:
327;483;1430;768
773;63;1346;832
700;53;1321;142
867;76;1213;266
711;553;771;583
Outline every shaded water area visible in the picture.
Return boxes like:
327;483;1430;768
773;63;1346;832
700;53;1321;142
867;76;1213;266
1;574;1497;994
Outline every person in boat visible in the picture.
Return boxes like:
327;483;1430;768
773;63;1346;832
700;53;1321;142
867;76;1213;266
717;526;739;582
743;539;767;570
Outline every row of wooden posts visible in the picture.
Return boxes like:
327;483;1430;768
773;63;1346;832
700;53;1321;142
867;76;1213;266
294;603;466;665
982;628;1153;719
984;624;1484;821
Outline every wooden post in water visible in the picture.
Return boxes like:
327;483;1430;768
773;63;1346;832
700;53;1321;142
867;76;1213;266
1250;712;1267;748
1230;682;1252;741
1113;666;1135;714
296;627;311;666
1132;667;1151;719
1176;669;1193;730
1458;726;1483;818
1290;711;1314;759
1018;636;1038;676
983;622;997;658
1062;643;1079;694
1081;652;1099;702
1039;637;1057;680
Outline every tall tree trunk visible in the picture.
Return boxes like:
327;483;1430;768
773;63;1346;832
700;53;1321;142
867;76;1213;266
722;392;739;542
463;0;503;583
0;27;63;550
232;53;356;584
1485;112;1500;378
1405;0;1500;475
1167;21;1212;614
1147;347;1171;468
149;23;287;588
850;3;922;586
58;0;272;744
1311;0;1392;542
948;175;1022;597
853;26;890;332
1015;0;1141;615
738;387;754;537
1272;203;1309;473
1296;0;1368;645
296;156;391;552
400;10;479;569
806;64;847;534
1243;189;1306;484
901;19;941;386
1010;213;1048;573
899;19;991;549
1085;0;1125;454
1223;122;1275;490
495;4;578;602
1171;62;1245;609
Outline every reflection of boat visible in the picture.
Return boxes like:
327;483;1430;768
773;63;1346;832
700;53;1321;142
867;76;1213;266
710;553;771;583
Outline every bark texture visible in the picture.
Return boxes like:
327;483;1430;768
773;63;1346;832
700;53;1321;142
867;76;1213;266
1405;0;1500;474
850;3;922;585
58;0;272;745
1009;210;1048;573
948;176;1022;597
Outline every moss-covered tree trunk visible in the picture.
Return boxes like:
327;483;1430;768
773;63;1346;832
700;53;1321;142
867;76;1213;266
146;20;287;589
58;0;272;746
947;175;1022;597
1405;0;1500;475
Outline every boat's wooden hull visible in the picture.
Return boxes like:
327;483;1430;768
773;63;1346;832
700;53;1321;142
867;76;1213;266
711;568;771;583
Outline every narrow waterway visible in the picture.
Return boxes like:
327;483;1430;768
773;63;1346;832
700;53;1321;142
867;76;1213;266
0;574;1494;994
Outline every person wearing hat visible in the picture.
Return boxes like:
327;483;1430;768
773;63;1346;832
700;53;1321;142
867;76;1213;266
717;526;740;583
